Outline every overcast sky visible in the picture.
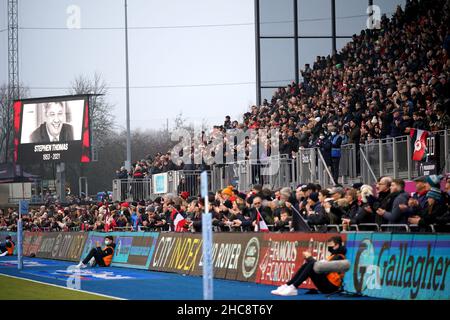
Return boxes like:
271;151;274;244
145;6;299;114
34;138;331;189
0;0;404;131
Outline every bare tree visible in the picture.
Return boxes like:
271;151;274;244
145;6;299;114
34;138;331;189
69;73;115;148
173;111;187;130
0;84;29;163
201;118;210;132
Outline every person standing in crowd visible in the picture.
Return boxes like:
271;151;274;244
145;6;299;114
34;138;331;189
271;236;347;296
76;236;115;268
329;127;342;184
348;119;361;174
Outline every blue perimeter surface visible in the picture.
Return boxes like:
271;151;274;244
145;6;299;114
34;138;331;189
0;256;377;300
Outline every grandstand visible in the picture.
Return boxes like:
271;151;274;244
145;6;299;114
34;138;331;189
0;0;449;304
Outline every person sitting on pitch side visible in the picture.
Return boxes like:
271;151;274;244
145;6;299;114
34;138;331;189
271;236;347;296
0;236;15;257
76;236;115;268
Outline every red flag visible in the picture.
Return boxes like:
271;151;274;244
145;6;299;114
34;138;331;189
410;129;428;161
255;209;269;232
173;212;187;232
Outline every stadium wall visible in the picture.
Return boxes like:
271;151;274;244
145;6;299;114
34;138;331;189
1;230;449;300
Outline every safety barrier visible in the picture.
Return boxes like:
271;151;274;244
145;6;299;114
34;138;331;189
21;231;88;261
8;230;449;300
113;150;337;202
113;130;449;200
339;143;358;185
360;129;450;183
112;170;212;201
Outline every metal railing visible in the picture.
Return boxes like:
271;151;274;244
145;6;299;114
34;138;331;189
317;149;336;187
360;129;450;183
112;130;449;200
339;143;358;184
293;148;317;187
360;146;378;186
112;170;211;201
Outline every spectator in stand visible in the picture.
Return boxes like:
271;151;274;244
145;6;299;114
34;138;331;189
376;179;410;224
116;166;129;179
305;192;327;226
408;175;448;230
92;214;105;231
0;235;15;257
348;119;361;174
274;208;292;232
317;132;332;170
323;187;346;224
232;196;271;231
342;185;376;228
341;189;360;223
116;214;129;229
105;214;117;232
330;127;342;184
403;176;430;218
374;176;393;225
224;115;232;129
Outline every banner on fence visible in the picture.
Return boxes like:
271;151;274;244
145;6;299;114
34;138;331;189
35;232;88;262
82;232;159;269
112;232;159;269
149;233;200;274
344;232;450;300
149;233;262;282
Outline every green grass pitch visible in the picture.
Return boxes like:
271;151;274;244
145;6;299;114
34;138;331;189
0;274;115;300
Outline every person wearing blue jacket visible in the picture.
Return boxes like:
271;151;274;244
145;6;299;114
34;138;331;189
329;127;342;184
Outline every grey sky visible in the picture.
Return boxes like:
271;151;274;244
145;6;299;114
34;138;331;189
0;0;404;131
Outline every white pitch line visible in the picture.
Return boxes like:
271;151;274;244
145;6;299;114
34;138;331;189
0;273;126;300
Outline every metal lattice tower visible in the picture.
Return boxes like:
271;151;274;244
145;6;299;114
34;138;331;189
8;0;19;101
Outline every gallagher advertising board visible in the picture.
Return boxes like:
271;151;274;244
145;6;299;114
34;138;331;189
345;232;450;300
82;232;159;269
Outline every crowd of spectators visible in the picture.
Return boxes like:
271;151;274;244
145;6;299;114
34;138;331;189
1;174;449;233
5;1;448;235
117;0;449;182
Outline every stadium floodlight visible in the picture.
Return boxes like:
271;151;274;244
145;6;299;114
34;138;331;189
201;171;213;300
124;0;132;173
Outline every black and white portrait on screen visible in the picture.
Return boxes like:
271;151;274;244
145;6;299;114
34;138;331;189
20;100;84;144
